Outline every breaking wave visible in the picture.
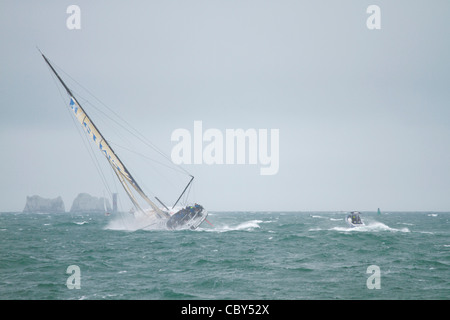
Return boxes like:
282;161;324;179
74;221;89;225
330;221;410;233
201;220;263;232
104;214;166;231
310;221;410;233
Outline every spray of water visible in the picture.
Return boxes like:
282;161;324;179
104;212;166;231
199;220;263;233
330;221;410;233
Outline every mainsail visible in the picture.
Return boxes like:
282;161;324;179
40;52;169;219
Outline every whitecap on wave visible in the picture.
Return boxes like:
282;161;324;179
104;214;166;231
309;221;410;233
74;221;89;225
332;222;410;233
201;220;263;232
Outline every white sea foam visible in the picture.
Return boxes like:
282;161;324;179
104;213;166;231
417;231;435;235
330;221;410;233
235;220;262;230
201;220;263;232
310;215;326;219
309;221;410;233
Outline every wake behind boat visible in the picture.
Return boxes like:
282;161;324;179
346;211;365;228
40;50;208;230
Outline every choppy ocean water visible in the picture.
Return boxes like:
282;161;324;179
0;211;449;300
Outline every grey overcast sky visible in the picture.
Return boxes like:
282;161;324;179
1;1;449;212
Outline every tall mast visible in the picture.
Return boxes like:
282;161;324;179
41;51;169;218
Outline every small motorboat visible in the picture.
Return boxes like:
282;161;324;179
346;211;365;228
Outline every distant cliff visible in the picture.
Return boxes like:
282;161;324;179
70;193;111;213
23;195;65;213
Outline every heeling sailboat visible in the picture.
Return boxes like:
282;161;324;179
40;51;208;230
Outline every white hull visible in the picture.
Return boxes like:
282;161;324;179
346;213;364;228
346;218;365;228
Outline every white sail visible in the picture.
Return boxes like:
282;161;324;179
41;51;209;230
41;52;169;219
68;97;162;214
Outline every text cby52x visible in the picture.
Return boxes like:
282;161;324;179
225;304;269;315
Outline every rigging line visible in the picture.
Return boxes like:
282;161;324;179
79;105;164;195
48;59;192;177
172;175;194;209
45;61;114;195
72;103;114;198
70;93;135;148
106;155;120;199
108;182;131;231
84;126;114;196
107;135;191;199
46;55;165;216
74;97;149;197
51;74;187;200
190;180;196;208
74;110;114;199
46;64;113;199
109;141;188;176
183;180;193;205
84;94;190;177
43;54;173;220
111;165;147;216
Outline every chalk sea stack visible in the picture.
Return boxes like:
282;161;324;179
70;193;111;213
23;195;65;213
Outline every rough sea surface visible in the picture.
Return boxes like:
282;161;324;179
0;211;449;299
